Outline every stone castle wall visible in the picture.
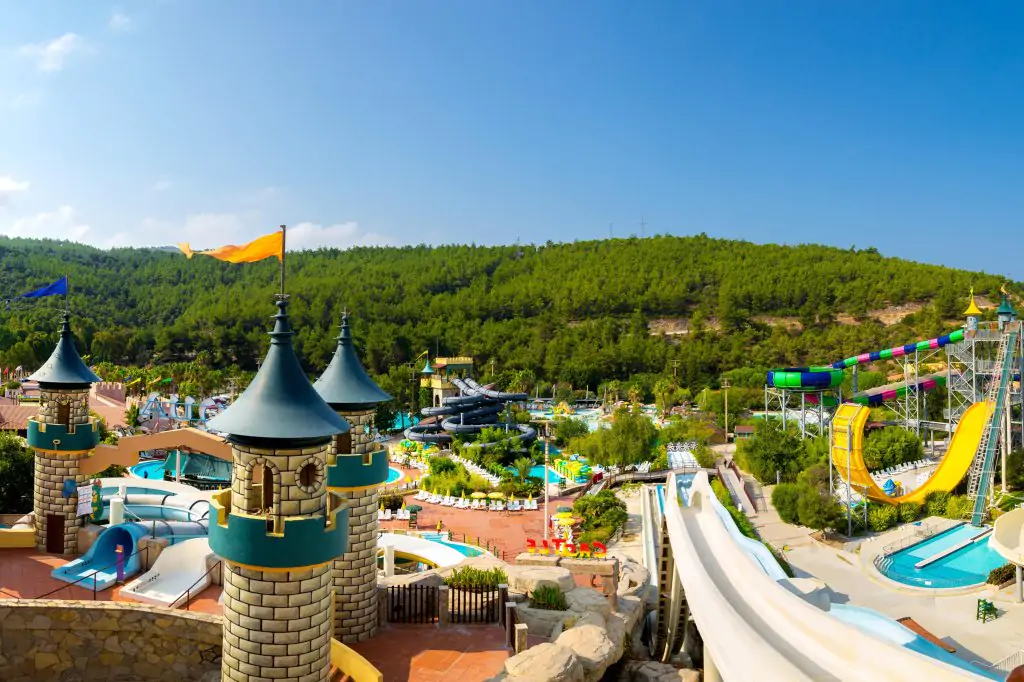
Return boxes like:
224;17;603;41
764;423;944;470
331;407;380;643
0;600;221;682
229;442;328;518
221;562;334;682
34;387;91;554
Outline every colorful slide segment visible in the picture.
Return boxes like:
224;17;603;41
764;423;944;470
403;377;535;446
830;401;991;505
767;329;965;394
831;330;966;369
804;372;949;407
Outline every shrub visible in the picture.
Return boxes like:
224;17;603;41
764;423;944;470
765;542;795;578
771;483;803;525
692;444;716;469
897;502;923;524
429;457;458;476
867;505;900;532
444;566;508;589
943;495;970;520
796;488;843;532
923;490;950;517
712;478;758;538
530;585;568;611
379;492;404;511
987;563;1016;586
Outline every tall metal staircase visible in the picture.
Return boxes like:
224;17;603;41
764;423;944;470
967;324;1019;525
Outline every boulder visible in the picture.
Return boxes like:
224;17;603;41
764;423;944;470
555;624;617;682
515;604;574;637
507;565;575;595
617;557;651;597
504;643;585;682
620;660;700;682
565;587;612;619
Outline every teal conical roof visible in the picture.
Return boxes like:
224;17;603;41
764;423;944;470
313;312;392;409
420;360;433;375
997;295;1017;317
28;312;101;386
207;298;350;442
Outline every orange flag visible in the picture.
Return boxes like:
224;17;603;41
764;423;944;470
178;230;284;263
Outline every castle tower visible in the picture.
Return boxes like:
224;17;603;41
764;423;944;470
997;290;1018;330
26;313;101;554
207;298;351;682
964;287;982;334
313;312;392;643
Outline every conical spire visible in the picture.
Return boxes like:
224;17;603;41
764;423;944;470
963;287;982;317
28;312;101;386
313;311;392;409
208;298;350;441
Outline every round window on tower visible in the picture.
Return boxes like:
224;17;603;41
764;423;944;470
295;458;324;494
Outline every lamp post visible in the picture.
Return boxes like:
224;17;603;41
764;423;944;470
543;421;551;541
721;378;731;442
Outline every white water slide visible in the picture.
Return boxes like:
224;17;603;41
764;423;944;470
120;537;216;607
662;472;989;681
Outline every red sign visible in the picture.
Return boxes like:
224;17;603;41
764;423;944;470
526;538;606;558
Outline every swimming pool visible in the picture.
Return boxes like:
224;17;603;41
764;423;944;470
506;464;565;484
419;532;484;557
878;524;1006;589
132;458;403;484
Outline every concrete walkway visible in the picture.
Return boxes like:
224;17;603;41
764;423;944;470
607;485;645;566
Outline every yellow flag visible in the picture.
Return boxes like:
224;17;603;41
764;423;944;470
177;230;284;263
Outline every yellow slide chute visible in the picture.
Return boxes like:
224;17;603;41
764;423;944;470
831;401;991;505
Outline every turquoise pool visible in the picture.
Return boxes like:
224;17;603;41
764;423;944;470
879;524;1006;589
420;533;483;557
507;464;564;484
132;458;402;484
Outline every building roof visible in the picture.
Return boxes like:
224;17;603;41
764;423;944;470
963;289;983;316
207;298;350;441
997;295;1017;317
734;425;756;434
27;312;102;386
313;312;392;409
420;360;433;375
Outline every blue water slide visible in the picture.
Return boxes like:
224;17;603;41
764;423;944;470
460;377;528;402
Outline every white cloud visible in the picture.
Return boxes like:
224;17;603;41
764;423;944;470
0;176;30;204
287;221;395;251
149;179;173;192
109;12;133;32
0;206;91;241
19;33;84;72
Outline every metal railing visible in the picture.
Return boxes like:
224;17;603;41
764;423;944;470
976;649;1024;674
169;560;223;610
879;518;961;556
19;545;152;601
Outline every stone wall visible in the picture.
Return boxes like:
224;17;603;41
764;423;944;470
331;407;380;643
0;600;221;682
33;450;87;554
221;561;334;682
93;382;127;403
331;486;378;642
229;442;329;519
37;387;90;425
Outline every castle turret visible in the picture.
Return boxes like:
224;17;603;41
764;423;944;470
964;287;982;334
26;313;101;554
207;298;350;682
997;290;1017;330
313;312;392;643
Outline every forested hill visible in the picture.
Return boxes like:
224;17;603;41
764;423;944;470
0;234;1014;390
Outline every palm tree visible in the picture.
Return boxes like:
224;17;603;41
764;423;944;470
654;378;676;418
513;456;534;481
627;384;643;407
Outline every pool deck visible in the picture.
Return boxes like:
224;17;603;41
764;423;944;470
753;484;1024;668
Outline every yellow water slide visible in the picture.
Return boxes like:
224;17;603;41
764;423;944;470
830;401;991;505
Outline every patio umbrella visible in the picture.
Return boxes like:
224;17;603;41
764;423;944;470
557;506;573;513
554;512;575;519
406;504;423;513
470;492;488;499
556;517;576;526
488;492;505;500
508;493;515;502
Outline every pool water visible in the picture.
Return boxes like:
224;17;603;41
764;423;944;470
419;533;484;557
880;524;1006;588
506;464;564;484
132;458;403;484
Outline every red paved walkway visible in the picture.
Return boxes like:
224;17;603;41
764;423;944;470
351;624;509;682
380;494;576;561
0;548;222;614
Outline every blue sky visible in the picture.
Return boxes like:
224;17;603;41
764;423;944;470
2;2;1023;277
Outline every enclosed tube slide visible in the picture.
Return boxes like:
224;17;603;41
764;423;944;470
767;329;966;395
403;376;535;445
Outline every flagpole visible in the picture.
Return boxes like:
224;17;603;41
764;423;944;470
279;225;287;297
65;272;70;314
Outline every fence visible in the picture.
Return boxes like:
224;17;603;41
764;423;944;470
879;518;961;557
976;649;1024;675
0;545;152;601
385;584;438;624
449;586;502;624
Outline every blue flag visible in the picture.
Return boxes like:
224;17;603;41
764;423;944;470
20;276;68;299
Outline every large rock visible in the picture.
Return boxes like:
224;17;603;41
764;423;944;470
504;643;585;682
620;660;700;682
556;624;617;682
515;604;574;637
565;587;612;619
507;565;576;595
617;557;651;597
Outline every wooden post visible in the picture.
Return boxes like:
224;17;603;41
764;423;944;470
497;584;509;628
505;602;517;648
438;585;450;627
514;623;529;654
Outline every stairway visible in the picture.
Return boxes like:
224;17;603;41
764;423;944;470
966;324;1019;525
